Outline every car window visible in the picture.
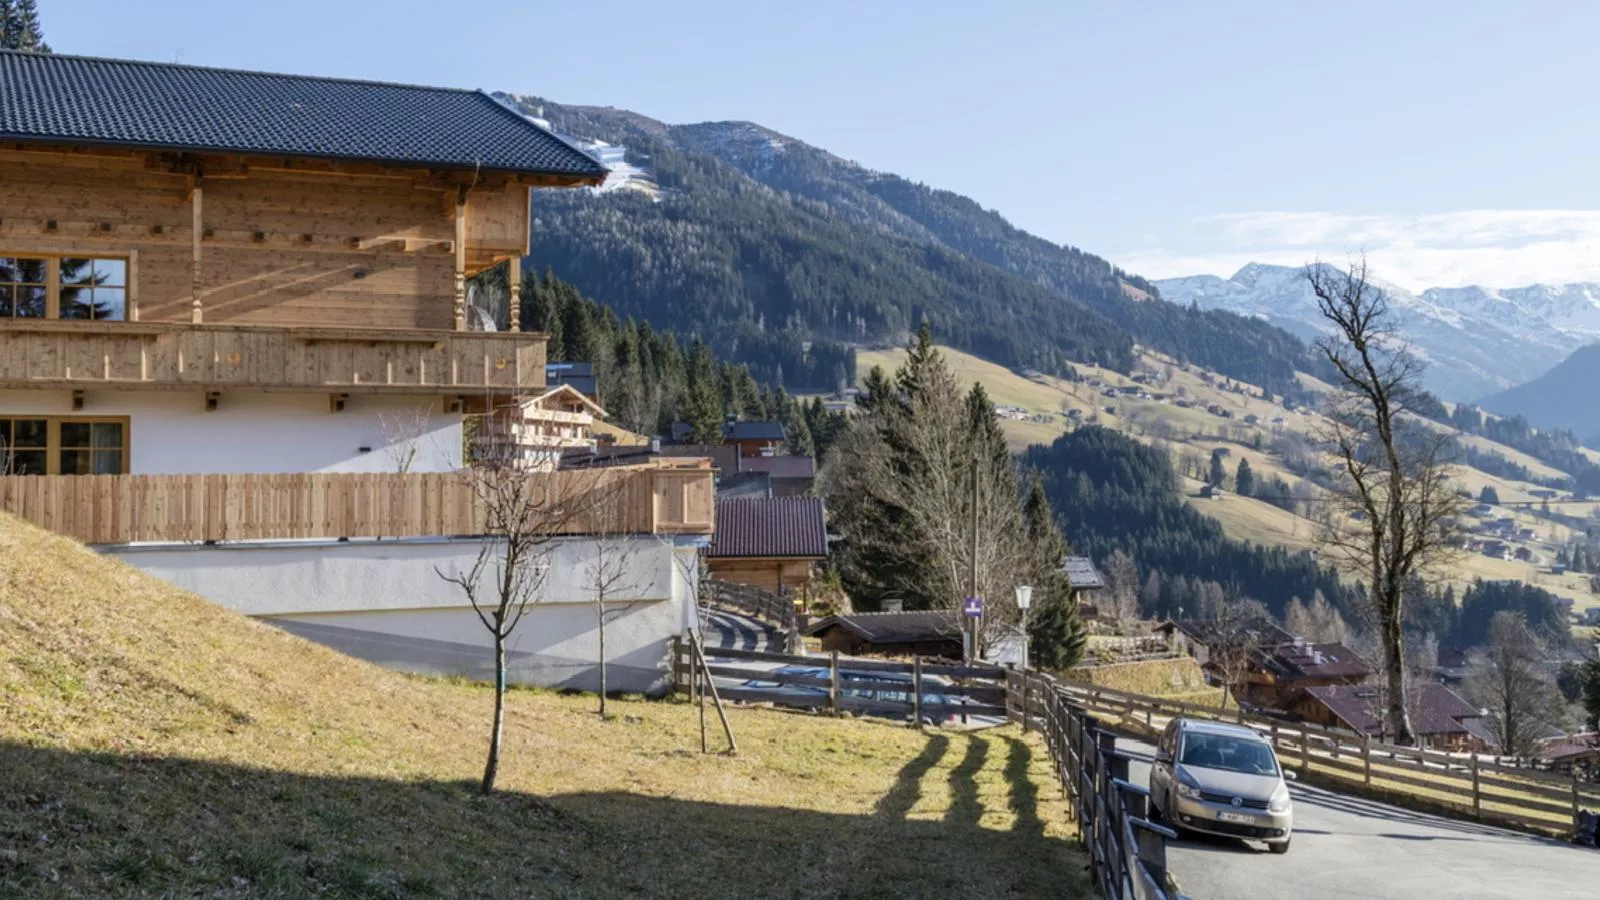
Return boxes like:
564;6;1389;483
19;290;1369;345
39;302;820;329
1178;733;1279;776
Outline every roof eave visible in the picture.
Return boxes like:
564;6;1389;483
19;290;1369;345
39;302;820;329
0;133;607;184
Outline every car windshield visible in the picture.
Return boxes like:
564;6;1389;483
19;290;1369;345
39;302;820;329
1179;732;1279;776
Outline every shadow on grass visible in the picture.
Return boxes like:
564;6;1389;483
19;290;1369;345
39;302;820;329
1005;736;1045;837
0;738;1086;900
946;736;990;829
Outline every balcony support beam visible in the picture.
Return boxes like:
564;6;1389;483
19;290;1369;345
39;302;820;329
508;255;522;333
452;186;468;331
190;181;205;324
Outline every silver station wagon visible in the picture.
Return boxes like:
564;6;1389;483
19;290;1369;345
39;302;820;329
1149;718;1295;854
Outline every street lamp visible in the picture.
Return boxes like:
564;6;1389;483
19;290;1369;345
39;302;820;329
1015;585;1033;673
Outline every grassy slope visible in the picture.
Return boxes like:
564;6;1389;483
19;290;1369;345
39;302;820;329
0;514;1084;899
856;343;1600;618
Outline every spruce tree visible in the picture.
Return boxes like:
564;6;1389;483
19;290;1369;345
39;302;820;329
13;0;45;51
1235;458;1255;496
1207;449;1227;488
1022;475;1085;670
0;0;18;50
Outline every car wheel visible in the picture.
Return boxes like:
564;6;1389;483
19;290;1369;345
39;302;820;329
1268;837;1290;855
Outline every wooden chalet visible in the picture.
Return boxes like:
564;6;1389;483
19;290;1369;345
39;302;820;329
705;496;828;595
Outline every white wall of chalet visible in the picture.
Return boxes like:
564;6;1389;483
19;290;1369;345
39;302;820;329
0;389;462;473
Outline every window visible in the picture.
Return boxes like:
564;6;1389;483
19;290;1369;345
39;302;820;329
0;254;128;321
0;417;128;475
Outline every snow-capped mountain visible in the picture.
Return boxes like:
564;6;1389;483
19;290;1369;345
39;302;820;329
1154;263;1600;401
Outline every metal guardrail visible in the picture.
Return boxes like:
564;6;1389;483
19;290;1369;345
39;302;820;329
1010;670;1186;900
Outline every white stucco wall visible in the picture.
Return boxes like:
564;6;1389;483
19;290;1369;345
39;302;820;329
0;389;462;473
105;536;703;695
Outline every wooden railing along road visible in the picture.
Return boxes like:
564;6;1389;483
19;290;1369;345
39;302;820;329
0;466;715;543
1028;675;1600;839
702;579;802;654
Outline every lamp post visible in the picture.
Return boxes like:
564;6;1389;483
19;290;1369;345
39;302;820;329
1015;585;1033;673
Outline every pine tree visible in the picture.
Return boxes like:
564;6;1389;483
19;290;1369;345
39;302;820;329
1235;458;1255;496
1207;449;1227;488
1478;485;1500;505
12;0;45;51
0;1;18;50
1022;475;1084;670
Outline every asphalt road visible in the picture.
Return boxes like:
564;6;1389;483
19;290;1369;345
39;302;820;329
1118;738;1600;900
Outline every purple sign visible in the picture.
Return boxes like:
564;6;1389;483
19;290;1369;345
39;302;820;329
962;595;984;618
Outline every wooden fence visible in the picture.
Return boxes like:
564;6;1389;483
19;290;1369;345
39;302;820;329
671;643;1008;722
0;466;715;543
1009;670;1184;900
1030;675;1600;839
703;579;801;653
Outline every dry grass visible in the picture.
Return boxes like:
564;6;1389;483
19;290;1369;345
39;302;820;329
0;513;1087;899
1065;657;1210;698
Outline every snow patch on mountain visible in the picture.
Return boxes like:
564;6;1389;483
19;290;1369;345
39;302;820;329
1154;263;1600;401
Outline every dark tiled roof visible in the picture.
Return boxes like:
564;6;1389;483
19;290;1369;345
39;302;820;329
660;443;740;473
724;420;786;442
1174;617;1293;648
715;472;772;499
737;455;816;479
0;50;606;178
1256;641;1372;681
1304;683;1479;738
707;497;827;559
1063;556;1106;590
805;611;963;644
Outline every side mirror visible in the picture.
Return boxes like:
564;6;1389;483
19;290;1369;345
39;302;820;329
1155;749;1172;764
1283;769;1298;781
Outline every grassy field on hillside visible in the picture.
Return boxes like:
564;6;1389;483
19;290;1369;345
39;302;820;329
0;514;1086;899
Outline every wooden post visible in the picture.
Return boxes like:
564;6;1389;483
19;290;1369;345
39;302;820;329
453;188;468;331
829;650;840;716
127;249;139;321
1299;722;1310;776
1575;770;1583;824
190;182;204;324
1022;670;1032;734
689;630;736;754
912;656;923;728
1471;756;1482;821
507;256;522;333
1362;733;1372;785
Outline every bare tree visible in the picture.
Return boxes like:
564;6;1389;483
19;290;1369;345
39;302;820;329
435;439;591;794
1465;611;1561;758
1285;590;1350;644
1102;550;1141;620
1307;259;1467;744
377;401;441;474
579;481;645;718
1205;593;1274;710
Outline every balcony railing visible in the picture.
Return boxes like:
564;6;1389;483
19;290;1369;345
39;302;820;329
0;320;547;394
0;465;714;544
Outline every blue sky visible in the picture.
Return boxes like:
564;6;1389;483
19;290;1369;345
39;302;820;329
47;0;1600;289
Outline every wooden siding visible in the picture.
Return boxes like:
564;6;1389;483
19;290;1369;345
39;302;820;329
0;466;715;544
0;319;547;394
705;558;817;595
0;148;531;330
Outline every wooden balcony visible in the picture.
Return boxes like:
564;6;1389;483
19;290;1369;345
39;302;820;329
0;465;715;544
0;320;547;395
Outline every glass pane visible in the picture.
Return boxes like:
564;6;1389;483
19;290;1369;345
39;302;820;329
9;450;47;475
15;258;45;284
0;419;10;444
58;449;90;475
59;422;92;446
12;419;46;447
94;258;126;287
0;285;11;316
15;285;45;318
91;288;126;321
61;257;94;287
91;449;123;474
59;291;92;320
0;257;15;282
91;422;123;447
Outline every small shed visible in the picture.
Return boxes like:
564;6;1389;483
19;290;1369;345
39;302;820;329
705;496;828;595
806;611;964;660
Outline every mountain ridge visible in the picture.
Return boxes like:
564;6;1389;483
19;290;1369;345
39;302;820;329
1480;342;1600;447
1154;263;1600;401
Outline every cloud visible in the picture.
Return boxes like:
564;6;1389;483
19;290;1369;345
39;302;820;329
1114;210;1600;291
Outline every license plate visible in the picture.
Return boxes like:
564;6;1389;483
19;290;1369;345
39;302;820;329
1217;812;1254;824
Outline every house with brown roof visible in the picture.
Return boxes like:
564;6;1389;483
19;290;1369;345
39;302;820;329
1289;682;1490;752
705;496;828;596
805;610;964;660
1236;639;1372;707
